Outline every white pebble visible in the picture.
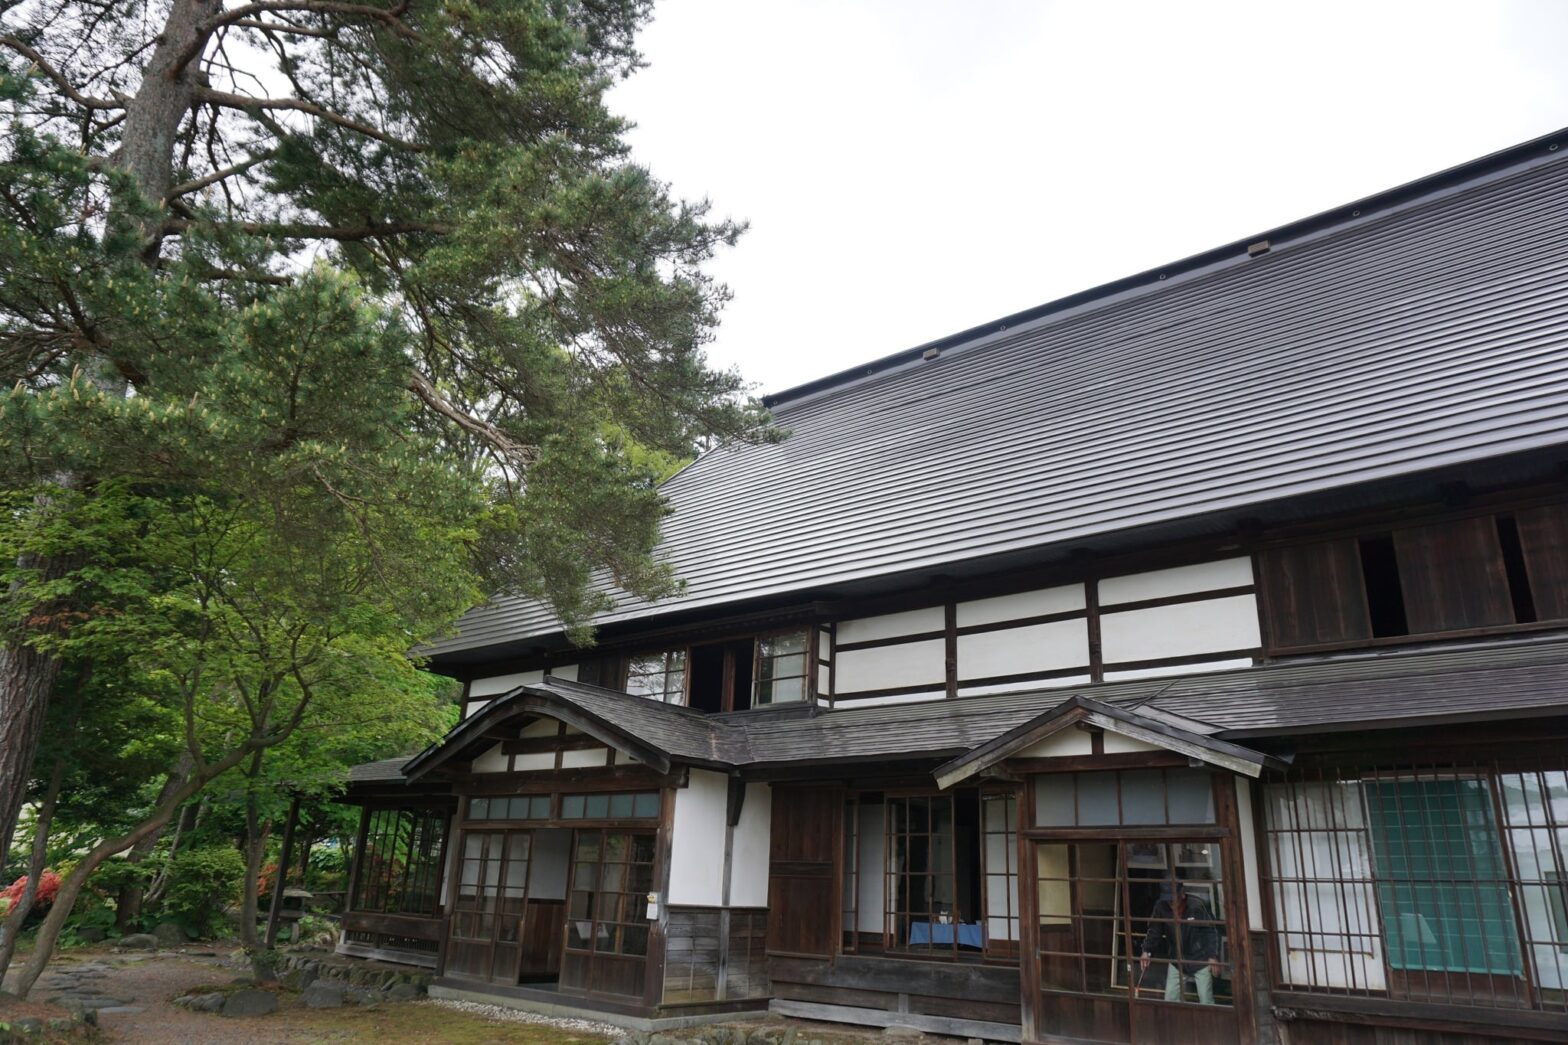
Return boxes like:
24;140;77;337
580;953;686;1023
428;997;620;1036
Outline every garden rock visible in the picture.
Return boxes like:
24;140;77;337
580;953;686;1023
114;933;158;950
152;922;187;947
386;981;422;1001
222;988;278;1017
343;986;381;1007
280;965;316;991
76;927;106;943
302;981;344;1009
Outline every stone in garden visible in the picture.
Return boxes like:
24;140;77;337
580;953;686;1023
14;1016;43;1034
114;933;157;950
152;922;186;947
302;981;344;1008
343;986;380;1007
222;988;278;1017
280;965;316;991
76;927;106;943
193;992;227;1012
98;1006;144;1015
386;981;421;1001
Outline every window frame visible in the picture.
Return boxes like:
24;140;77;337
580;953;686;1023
753;628;812;707
623;648;688;705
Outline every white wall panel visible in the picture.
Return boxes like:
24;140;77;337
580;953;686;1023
730;782;772;908
551;663;578;682
1101;731;1166;754
1099;594;1261;664
462;700;490;719
957;584;1085;627
1099;557;1253;606
1235;778;1263;931
560;748;607;769
668;769;728;905
518;718;562;738
836;606;944;645
835;639;945;692
1103;657;1255;682
957;618;1089;678
469;669;545;698
831;690;945;708
958;675;1089;698
512;752;555;771
473;743;509;773
1018;731;1092;759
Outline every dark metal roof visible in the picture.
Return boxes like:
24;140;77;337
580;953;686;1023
354;636;1568;788
427;127;1568;657
347;757;412;783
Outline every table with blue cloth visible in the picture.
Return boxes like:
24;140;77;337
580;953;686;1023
907;921;983;948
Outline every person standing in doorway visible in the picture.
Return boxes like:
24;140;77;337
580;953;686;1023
1139;880;1222;1004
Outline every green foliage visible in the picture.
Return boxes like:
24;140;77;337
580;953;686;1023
160;847;245;940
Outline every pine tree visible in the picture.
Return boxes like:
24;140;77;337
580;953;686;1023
0;1;770;878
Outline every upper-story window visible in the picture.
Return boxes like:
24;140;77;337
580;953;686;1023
625;650;686;703
1258;504;1568;654
755;631;809;705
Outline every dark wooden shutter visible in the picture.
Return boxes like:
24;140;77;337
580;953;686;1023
1517;503;1568;622
766;785;842;958
1257;539;1372;650
1393;517;1514;633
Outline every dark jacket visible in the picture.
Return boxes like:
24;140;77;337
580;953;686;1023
1140;895;1220;973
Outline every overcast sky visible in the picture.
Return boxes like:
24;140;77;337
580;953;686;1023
607;0;1568;397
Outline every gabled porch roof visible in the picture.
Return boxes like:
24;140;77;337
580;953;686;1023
399;676;750;781
931;694;1287;790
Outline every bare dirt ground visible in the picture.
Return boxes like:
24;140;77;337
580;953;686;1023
3;946;972;1044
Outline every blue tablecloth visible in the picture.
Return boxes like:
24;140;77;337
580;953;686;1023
907;921;983;948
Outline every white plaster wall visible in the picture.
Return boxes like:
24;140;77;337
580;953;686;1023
956;584;1085;627
831;690;946;708
518;718;562;738
1099;594;1261;664
1017;730;1093;758
462;700;490;719
958;674;1089;698
512;751;554;771
551;663;578;682
529;828;572;900
1103;657;1255;682
560;748;607;769
469;669;546;698
856;804;886;933
472;743;509;773
836;606;944;645
1099;557;1253;606
957;618;1089;678
668;769;728;906
730;782;772;908
835;639;945;692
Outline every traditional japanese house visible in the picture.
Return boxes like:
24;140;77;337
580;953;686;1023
338;126;1568;1044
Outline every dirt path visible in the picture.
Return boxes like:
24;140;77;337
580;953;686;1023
7;947;970;1044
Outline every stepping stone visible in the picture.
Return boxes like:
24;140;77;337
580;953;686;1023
98;1006;144;1015
302;981;344;1008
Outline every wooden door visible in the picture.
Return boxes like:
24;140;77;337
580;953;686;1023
445;829;532;982
1027;839;1241;1045
766;785;842;957
559;828;657;998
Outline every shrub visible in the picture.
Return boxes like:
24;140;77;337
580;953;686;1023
159;847;245;939
1;869;60;911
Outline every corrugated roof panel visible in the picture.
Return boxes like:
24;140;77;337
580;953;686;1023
428;144;1568;655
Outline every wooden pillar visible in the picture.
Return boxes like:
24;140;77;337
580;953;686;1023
264;792;301;949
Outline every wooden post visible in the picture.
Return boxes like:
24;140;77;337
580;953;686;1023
264;792;301;950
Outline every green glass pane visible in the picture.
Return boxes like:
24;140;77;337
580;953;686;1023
632;793;659;818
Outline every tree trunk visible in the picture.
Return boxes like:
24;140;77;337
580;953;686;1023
115;752;195;932
0;0;218;881
145;798;202;911
12;742;253;997
0;633;63;881
238;750;269;950
0;756;63;982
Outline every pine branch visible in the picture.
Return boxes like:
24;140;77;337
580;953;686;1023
166;149;276;199
162;216;450;241
193;85;423;151
407;372;539;467
0;35;125;110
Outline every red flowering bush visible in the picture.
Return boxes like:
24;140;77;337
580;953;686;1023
1;870;61;910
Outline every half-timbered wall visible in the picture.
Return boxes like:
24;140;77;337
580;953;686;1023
827;557;1261;705
463;664;579;718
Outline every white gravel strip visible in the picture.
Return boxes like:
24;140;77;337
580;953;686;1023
428;997;623;1037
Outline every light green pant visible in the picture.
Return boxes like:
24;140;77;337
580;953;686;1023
1163;962;1215;1004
